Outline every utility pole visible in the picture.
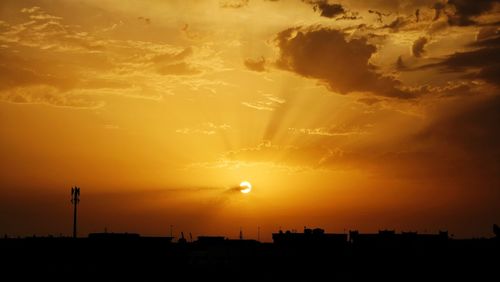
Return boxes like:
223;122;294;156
71;186;80;238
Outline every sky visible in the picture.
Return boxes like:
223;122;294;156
0;0;499;241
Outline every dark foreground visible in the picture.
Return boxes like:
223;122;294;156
1;230;499;281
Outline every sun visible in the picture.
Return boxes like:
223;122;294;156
239;181;252;194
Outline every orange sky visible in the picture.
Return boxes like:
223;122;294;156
1;0;499;241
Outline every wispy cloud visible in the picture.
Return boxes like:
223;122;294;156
241;93;285;111
176;122;231;135
288;125;371;137
0;85;105;109
219;0;249;9
0;6;228;108
187;140;350;173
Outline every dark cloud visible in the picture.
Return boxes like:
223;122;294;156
384;16;412;31
433;0;500;26
477;26;499;41
396;55;407;70
339;0;436;13
244;57;267;72
433;2;447;21
137;16;151;24
219;0;249;8
225;185;248;194
412;36;429;57
303;0;346;18
357;97;382;105
351;0;500;26
275;26;413;98
421;35;500;86
419;95;500;168
368;9;391;23
351;94;500;191
336;12;362;21
447;0;500;26
428;20;450;34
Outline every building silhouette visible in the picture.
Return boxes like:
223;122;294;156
0;225;498;281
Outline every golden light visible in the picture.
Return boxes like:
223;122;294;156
239;181;252;194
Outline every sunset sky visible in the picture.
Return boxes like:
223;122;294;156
1;0;499;241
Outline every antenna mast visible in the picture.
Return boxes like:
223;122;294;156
70;186;80;238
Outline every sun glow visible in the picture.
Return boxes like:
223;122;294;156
240;181;252;194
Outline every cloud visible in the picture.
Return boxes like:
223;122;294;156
3;6;104;52
0;56;73;91
176;122;231;135
274;26;413;98
21;6;62;21
194;93;500;179
219;0;249;8
368;9;391;23
384;16;412;31
241;102;274;111
412;36;429;57
0;53;104;108
0;85;104;109
361;93;500;183
151;47;205;75
417;95;500;174
137;16;151;24
0;6;219;108
225;185;248;194
302;1;346;18
396;55;407;70
431;0;500;26
357;97;382;105
0;49;137;107
152;47;193;64
220;140;343;170
156;62;201;75
446;0;500;26
420;35;500;86
244;57;267;72
288;125;370;137
425;82;477;98
336;12;362;21
241;93;285;111
152;47;201;75
433;2;447;21
204;140;368;172
477;26;499;41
